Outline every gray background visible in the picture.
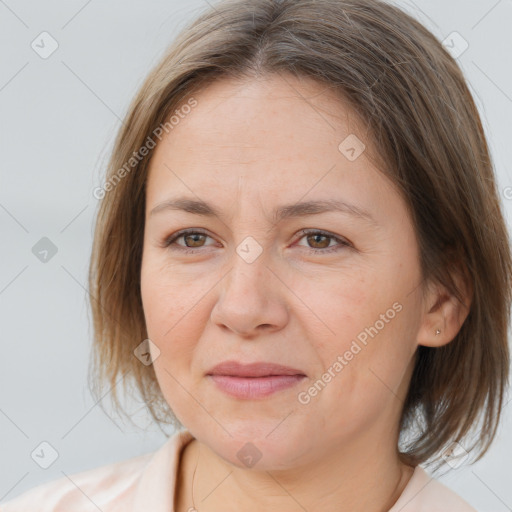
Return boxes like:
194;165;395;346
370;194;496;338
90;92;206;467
0;0;511;509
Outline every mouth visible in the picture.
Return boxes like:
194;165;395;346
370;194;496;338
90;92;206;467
206;360;306;399
207;374;306;399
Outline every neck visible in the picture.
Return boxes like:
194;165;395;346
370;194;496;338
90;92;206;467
175;428;415;512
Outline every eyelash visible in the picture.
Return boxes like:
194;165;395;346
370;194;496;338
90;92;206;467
161;228;352;254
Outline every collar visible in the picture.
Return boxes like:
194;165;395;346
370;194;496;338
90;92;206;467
132;429;195;512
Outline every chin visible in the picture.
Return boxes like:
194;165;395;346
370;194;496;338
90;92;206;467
199;422;312;471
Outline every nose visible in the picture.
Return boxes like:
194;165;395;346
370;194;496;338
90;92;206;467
210;250;289;338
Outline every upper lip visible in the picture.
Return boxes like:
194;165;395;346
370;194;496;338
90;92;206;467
207;360;306;377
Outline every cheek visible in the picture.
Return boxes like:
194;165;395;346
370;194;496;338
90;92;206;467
297;265;417;409
141;267;208;427
140;261;203;381
141;253;207;336
290;266;382;357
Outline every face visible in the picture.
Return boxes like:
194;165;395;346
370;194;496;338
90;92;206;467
140;73;424;470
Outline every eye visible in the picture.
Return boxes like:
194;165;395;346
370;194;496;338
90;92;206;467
161;228;351;254
295;229;352;253
161;228;217;253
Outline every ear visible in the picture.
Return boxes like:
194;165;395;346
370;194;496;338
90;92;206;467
416;268;473;348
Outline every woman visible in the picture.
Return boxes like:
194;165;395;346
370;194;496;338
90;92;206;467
2;0;510;510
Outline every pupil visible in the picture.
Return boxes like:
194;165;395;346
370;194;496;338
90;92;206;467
186;234;204;247
310;234;328;248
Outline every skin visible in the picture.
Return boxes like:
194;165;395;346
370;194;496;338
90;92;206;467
140;72;470;512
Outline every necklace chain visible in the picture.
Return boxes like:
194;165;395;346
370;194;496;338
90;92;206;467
191;441;200;510
187;441;409;512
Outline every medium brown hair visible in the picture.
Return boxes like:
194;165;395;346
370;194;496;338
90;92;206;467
88;0;512;470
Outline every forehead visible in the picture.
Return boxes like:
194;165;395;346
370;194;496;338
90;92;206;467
152;73;369;162
145;73;400;220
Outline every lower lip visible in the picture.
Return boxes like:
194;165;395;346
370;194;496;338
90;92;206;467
208;375;306;399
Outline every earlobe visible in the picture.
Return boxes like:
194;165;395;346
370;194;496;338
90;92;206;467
416;276;472;348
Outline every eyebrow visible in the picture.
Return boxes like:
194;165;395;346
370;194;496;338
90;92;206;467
149;197;378;226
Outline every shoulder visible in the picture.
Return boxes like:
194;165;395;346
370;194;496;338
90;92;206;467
0;450;152;512
390;465;478;512
0;429;197;512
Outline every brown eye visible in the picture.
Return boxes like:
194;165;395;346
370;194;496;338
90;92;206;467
182;233;207;247
162;229;216;252
296;229;352;253
306;233;331;249
162;228;351;255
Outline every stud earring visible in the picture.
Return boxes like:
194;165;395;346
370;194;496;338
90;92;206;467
435;329;441;335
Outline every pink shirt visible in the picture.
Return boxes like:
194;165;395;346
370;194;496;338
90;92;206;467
0;429;477;511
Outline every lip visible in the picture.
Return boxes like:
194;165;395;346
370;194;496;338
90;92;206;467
208;375;306;399
207;360;306;377
206;361;306;400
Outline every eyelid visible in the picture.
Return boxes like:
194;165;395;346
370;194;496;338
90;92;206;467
161;228;353;253
294;228;352;249
161;228;214;249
